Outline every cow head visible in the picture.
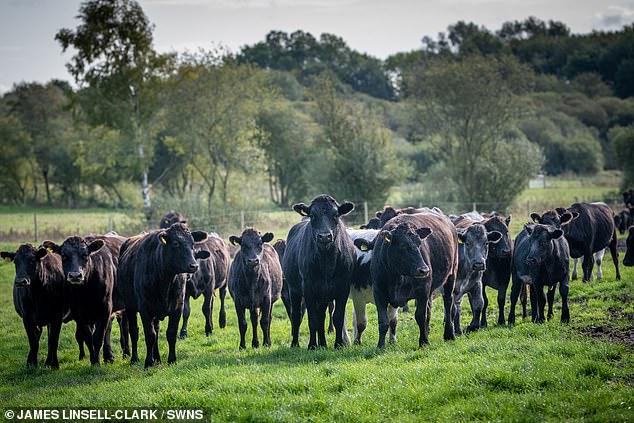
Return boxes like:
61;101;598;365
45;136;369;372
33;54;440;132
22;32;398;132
230;228;274;270
293;195;354;250
160;210;187;229
624;226;634;267
43;236;104;285
1;244;48;287
157;223;209;275
360;217;381;230
377;222;433;278
457;224;502;272
530;209;578;228
482;215;513;258
524;224;564;267
377;206;400;227
615;210;630;235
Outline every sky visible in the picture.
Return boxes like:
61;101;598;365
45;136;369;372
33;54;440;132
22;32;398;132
1;0;633;93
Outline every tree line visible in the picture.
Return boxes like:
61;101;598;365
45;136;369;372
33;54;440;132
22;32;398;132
1;0;633;216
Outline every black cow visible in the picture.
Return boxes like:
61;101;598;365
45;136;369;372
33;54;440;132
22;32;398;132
452;223;502;334
160;210;187;229
356;212;459;348
623;189;634;209
282;195;355;349
624;226;634;267
273;239;293;320
1;245;67;368
180;233;230;339
531;202;620;282
615;209;632;235
117;223;209;368
42;236;116;365
228;229;283;349
509;223;570;325
374;206;429;228
360;217;381;230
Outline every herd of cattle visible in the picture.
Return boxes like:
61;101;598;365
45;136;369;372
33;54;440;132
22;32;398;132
2;192;634;369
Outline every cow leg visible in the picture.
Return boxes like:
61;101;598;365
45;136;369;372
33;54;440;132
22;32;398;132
529;285;538;322
22;319;41;367
81;324;95;363
333;295;348;349
609;231;621;281
219;285;227;329
75;323;86;360
582;252;594;283
250;306;260;348
140;313;157;368
571;258;579;281
102;316;115;363
235;304;247;350
414;294;430;347
152;319;161;364
374;293;389;349
203;293;213;336
327;301;335;334
289;289;303;348
595;249;605;281
351;293;367;345
535;285;546;323
520;283;528;319
127;310;140;364
387;305;398;343
466;284;484;333
559;279;570;324
45;320;62;369
453;292;463;336
316;302;328;348
166;311;181;364
498;282;509;325
118;314;130;358
91;314;109;366
507;276;522;327
261;298;272;347
442;277;456;341
306;302;319;350
481;287;489;328
281;283;292;321
180;295;191;339
546;285;556;321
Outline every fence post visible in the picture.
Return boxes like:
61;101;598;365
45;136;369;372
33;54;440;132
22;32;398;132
363;202;368;225
240;210;245;230
33;213;38;243
526;201;530;217
472;202;477;212
108;216;113;233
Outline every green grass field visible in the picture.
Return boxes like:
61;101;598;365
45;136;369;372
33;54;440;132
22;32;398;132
0;243;632;421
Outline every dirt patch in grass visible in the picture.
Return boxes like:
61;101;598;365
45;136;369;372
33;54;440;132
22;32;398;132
581;325;634;348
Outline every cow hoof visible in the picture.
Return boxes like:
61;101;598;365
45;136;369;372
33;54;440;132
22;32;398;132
179;331;188;339
78;353;85;361
219;316;226;329
308;344;317;351
252;342;260;349
206;331;212;337
239;344;246;350
45;360;59;369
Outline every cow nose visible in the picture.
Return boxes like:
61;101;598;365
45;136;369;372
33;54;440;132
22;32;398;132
188;263;199;273
68;271;82;280
247;258;259;266
415;266;430;277
472;262;485;271
317;233;333;243
526;257;537;265
14;277;29;286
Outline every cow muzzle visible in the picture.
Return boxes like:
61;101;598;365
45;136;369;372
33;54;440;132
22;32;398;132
413;266;430;278
472;262;486;271
246;258;260;267
67;272;83;284
316;232;334;245
14;277;30;287
186;263;199;273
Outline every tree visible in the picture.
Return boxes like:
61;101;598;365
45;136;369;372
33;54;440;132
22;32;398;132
408;55;541;208
312;74;405;207
56;0;172;217
610;125;634;190
0;114;33;204
255;102;315;206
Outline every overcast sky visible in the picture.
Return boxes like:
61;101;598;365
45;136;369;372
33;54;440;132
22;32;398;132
1;0;633;93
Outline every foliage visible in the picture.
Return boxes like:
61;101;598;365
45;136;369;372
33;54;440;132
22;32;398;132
610;125;634;190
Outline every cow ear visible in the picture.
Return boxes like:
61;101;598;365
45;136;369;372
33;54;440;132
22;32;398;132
42;240;60;254
375;211;382;218
0;251;15;261
525;224;534;235
559;212;574;226
416;227;432;240
487;231;503;244
530;213;541;223
158;231;168;245
229;236;241;246
191;231;207;243
87;239;104;254
550;229;564;240
353;238;372;252
35;248;48;260
293;203;310;217
555;207;567;216
360;224;368;229
505;215;512;226
571;211;580;220
338;201;354;216
195;250;211;260
381;230;392;243
261;232;274;243
456;228;466;244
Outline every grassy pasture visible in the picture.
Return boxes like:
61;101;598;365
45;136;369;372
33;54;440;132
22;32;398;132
0;240;633;421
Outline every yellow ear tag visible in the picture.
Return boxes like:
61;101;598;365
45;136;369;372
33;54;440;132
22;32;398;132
47;247;53;253
360;243;368;252
160;237;167;245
